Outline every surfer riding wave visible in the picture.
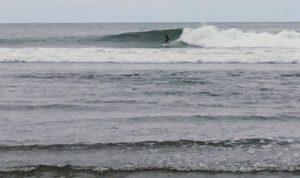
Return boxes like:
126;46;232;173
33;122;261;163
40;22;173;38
164;34;170;45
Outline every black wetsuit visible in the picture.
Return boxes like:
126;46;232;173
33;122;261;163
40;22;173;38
165;34;170;44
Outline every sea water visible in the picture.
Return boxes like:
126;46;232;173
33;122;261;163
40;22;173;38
0;23;300;178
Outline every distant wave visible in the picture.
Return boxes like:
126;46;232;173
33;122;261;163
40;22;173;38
0;104;89;111
0;138;296;151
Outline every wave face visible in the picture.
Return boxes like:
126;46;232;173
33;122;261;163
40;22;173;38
0;28;185;48
180;25;300;48
100;29;182;42
96;28;184;48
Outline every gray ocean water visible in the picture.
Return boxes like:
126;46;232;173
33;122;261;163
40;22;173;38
0;23;300;178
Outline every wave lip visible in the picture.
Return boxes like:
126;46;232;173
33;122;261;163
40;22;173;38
180;25;300;48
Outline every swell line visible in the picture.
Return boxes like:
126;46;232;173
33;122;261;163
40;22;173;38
0;138;296;151
2;164;300;174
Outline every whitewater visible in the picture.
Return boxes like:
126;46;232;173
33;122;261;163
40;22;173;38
1;47;299;63
180;25;300;48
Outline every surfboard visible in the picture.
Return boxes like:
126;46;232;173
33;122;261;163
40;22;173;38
161;43;170;47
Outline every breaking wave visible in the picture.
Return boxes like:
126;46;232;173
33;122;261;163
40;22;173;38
1;26;300;63
3;25;300;49
83;26;300;48
95;25;300;48
180;26;300;48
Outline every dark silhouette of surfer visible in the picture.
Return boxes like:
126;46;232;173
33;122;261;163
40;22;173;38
164;34;170;45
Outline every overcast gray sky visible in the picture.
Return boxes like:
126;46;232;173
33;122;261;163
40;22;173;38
0;0;299;23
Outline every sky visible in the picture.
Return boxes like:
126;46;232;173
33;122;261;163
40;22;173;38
0;0;300;23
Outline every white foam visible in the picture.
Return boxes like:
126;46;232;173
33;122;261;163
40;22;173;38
180;26;300;48
0;47;299;63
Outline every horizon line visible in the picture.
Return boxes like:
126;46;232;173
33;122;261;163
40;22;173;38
1;21;300;24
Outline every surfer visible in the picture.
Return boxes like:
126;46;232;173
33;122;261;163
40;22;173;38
164;34;170;45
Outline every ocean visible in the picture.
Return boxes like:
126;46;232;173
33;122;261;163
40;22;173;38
0;23;300;178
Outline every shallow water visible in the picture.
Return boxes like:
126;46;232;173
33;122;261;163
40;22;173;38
0;63;299;177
